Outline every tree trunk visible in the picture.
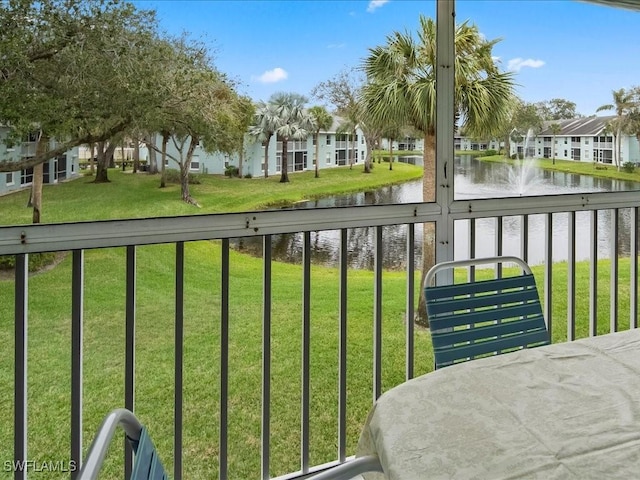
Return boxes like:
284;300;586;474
31;162;43;223
280;137;290;183
145;134;158;174
160;133;168;188
389;141;394;171
120;145;126;171
180;136;199;204
264;134;271;179
314;133;320;178
94;142;114;183
617;131;622;171
416;132;437;327
133;141;140;173
30;131;47;223
89;142;95;173
363;135;374;174
238;148;244;178
348;133;353;170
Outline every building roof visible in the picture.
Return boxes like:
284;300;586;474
539;115;616;136
582;0;640;10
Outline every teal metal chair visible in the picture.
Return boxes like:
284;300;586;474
425;256;549;370
77;408;168;480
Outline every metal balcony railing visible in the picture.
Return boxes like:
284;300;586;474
1;190;640;479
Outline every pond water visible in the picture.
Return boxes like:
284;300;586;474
232;157;640;269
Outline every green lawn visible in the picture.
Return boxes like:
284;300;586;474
1;163;423;226
0;163;636;478
478;155;640;183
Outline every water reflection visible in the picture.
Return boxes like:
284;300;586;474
232;157;640;269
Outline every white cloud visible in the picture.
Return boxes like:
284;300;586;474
507;58;545;72
254;67;288;84
327;43;346;49
367;0;389;13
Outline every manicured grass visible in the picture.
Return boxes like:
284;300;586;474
478;155;640;183
0;242;434;478
0;163;423;226
0;246;632;478
0;161;636;478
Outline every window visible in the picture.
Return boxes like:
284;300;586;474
571;148;581;160
326;135;331;145
361;136;364;144
585;139;589;145
276;152;282;172
312;136;316;146
564;150;568;156
261;162;266;171
326;152;331;164
21;167;33;185
6;172;14;186
571;137;580;143
564;139;568;144
361;150;365;161
190;156;200;171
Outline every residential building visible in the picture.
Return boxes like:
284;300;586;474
156;118;368;177
510;116;640;164
0;126;80;196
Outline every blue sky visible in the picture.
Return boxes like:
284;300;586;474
137;0;639;116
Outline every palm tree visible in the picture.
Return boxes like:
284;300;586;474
308;106;333;178
249;101;280;178
549;122;561;165
362;15;514;326
269;92;311;183
597;88;636;171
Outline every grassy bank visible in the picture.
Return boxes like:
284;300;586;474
0;241;634;477
0;163;422;226
477;155;640;184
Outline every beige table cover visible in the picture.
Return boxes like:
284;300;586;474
357;329;640;479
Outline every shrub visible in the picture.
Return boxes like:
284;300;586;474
622;162;636;173
0;252;58;272
483;149;498;157
225;166;240;177
164;170;201;184
244;173;252;179
510;154;518;160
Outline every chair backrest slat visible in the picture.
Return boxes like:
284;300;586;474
424;258;549;370
429;302;543;331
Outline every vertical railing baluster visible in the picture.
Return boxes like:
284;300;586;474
631;208;639;328
220;239;230;480
71;250;84;478
590;211;598;336
521;215;529;264
373;227;383;401
14;254;28;480
544;214;553;337
468;218;476;282
174;242;184;480
567;213;576;341
261;235;272;480
405;224;415;381
495;217;503;278
610;209;619;333
338;229;347;463
301;232;311;473
124;246;136;478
